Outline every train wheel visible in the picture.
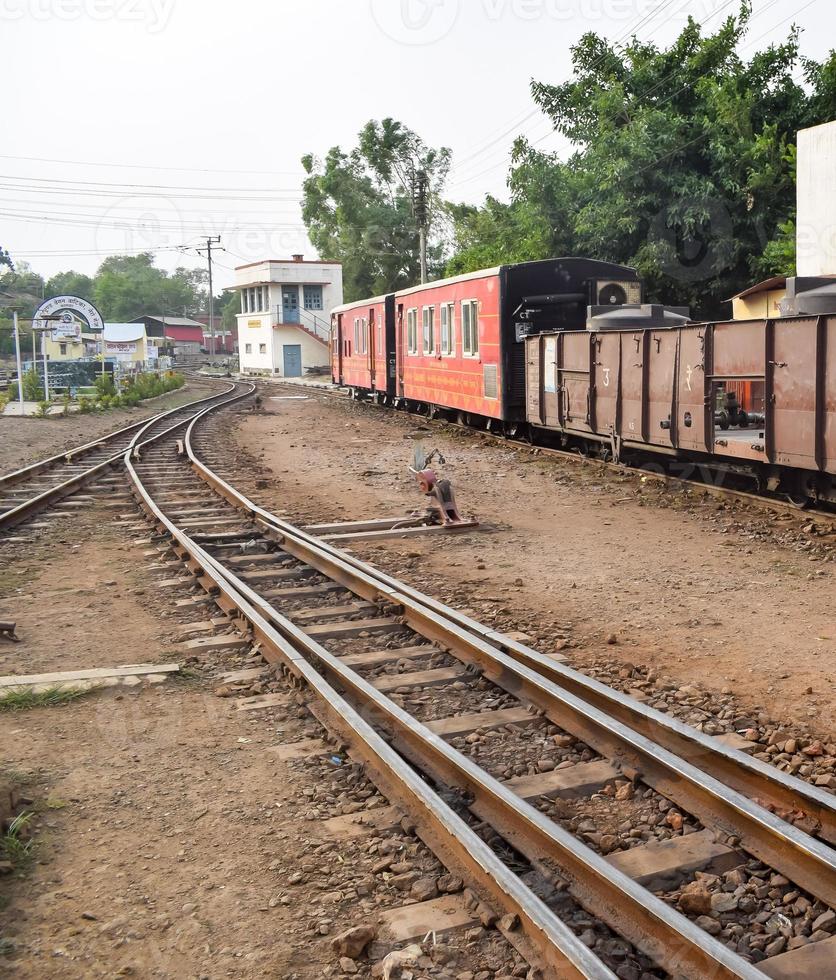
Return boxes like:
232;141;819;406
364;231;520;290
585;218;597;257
784;473;815;509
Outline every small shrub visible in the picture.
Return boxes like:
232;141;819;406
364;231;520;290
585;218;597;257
78;396;93;414
61;392;72;417
21;369;42;401
35;400;51;418
94;374;116;398
0;812;34;870
0;390;9;413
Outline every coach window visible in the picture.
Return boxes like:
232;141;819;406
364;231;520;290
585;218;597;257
462;299;479;356
406;308;418;354
440;302;455;355
353;317;359;353
422;306;435;354
360;317;368;354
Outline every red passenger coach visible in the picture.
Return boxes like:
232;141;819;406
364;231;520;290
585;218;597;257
332;258;641;428
331;295;396;398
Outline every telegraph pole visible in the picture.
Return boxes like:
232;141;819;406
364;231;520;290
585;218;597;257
411;170;429;284
12;311;23;405
196;235;222;365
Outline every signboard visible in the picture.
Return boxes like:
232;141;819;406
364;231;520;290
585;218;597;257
51;314;82;340
147;343;159;361
248;319;261;328
105;342;137;354
33;295;104;339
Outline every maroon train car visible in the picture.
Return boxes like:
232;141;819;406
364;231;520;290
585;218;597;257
331;258;641;426
524;296;836;504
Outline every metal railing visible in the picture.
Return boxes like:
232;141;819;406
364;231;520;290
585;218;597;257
273;304;330;342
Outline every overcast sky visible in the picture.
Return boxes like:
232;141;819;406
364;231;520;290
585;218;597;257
4;0;833;291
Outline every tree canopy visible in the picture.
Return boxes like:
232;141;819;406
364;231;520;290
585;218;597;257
447;5;836;317
302;118;451;302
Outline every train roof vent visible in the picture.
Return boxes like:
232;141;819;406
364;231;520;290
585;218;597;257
586;303;690;331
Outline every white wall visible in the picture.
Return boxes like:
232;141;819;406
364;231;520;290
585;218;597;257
237;313;274;373
797;120;836;276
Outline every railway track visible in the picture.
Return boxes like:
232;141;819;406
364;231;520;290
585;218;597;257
112;386;836;978
0;380;240;532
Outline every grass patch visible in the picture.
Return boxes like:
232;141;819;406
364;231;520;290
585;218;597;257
1;812;34;869
0;686;90;712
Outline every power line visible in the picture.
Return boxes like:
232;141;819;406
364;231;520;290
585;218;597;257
0;172;303;195
0;152;305;178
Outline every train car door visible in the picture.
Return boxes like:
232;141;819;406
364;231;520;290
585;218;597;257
541;334;559;426
619;332;646;442
677;326;709;452
646;330;678;447
396;303;405;397
592;332;620;440
558;332;592;433
335;314;344;384
769;317;818;469
368;308;376;386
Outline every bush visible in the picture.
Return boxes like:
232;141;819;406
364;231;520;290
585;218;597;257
22;369;43;401
78;396;94;414
0;389;9;413
94;374;116;398
35;400;52;418
61;392;72;417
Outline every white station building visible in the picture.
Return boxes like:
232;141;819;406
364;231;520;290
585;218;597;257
234;256;342;377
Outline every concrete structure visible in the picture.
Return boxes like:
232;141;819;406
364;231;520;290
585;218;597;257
192;313;237;354
797;120;836;276
234;256;341;376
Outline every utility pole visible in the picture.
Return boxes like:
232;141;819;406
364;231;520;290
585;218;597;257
196;236;222;366
12;311;23;405
411;169;429;284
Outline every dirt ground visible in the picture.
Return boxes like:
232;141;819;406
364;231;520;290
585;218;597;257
232;388;835;735
0;381;217;474
0;494;526;979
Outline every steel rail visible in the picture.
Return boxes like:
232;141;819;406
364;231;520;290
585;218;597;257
182;414;836;869
125;406;766;979
0;383;237;532
123;431;618;980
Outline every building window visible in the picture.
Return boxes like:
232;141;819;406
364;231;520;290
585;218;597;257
406;308;418;354
422;306;435;354
59;342;67;355
303;285;323;310
259;343;267;354
461;300;479;356
245;343;252;354
440;302;455;355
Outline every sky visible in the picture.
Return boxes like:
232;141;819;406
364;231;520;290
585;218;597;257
3;0;833;292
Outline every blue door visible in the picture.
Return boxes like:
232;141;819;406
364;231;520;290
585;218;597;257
282;286;300;323
283;344;302;377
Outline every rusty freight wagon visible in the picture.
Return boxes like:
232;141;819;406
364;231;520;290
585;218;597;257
523;279;836;505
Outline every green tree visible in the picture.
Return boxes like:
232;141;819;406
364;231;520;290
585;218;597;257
302;118;451;301
0;262;45;318
0;247;12;272
92;253;195;321
447;6;836;318
220;290;239;331
43;270;95;303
